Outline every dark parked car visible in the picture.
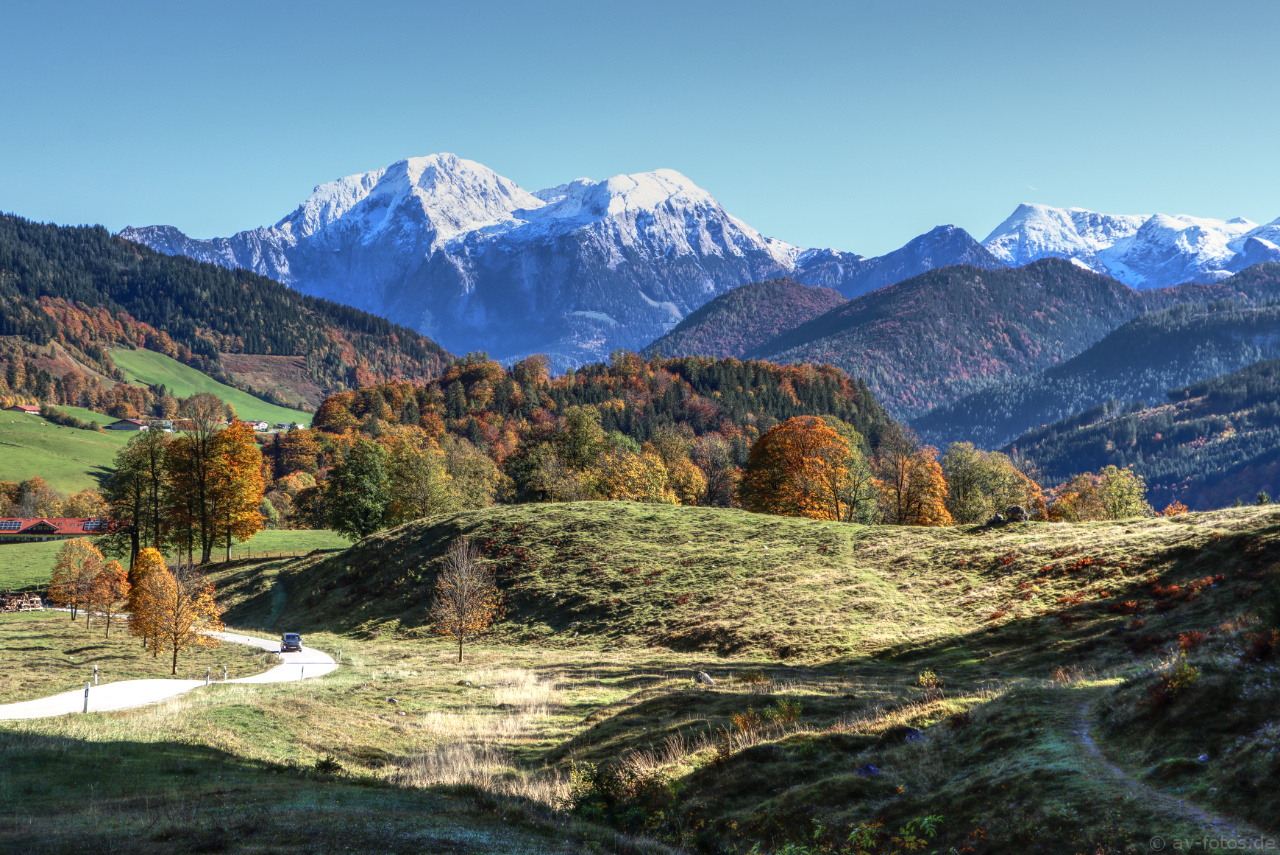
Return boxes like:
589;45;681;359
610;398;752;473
280;633;303;653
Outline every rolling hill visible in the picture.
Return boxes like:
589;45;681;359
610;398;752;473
642;278;846;360
110;348;310;425
0;214;452;409
0;406;130;493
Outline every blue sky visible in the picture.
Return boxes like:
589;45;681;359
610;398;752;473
2;0;1277;256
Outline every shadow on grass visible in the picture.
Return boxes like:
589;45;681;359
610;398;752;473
0;728;574;854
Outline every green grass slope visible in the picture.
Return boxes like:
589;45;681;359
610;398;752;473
0;410;130;493
267;501;1276;667
201;501;1280;853
111;348;311;425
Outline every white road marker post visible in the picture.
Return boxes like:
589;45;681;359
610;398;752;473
223;665;228;681
205;667;210;686
93;664;98;685
338;649;342;663
300;665;305;681
83;682;89;714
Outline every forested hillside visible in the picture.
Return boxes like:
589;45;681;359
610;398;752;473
308;352;895;511
749;259;1280;419
643;277;846;359
914;299;1280;448
0;215;451;409
1008;357;1280;509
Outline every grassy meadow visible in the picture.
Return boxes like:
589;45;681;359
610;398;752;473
0;529;349;593
1;501;1277;853
110;348;311;425
0;610;275;704
0;409;131;493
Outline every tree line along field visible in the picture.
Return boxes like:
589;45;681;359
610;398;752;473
2;500;1277;853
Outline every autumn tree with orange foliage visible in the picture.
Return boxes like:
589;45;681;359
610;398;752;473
89;560;129;637
211;421;266;561
49;538;103;623
430;538;499;664
874;430;952;526
127;548;169;652
740;416;875;522
1162;501;1190;517
129;553;224;675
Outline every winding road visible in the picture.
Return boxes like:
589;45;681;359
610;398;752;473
0;630;337;721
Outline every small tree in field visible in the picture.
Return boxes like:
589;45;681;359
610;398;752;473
49;538;103;624
91;560;130;637
431;538;499;664
131;557;224;674
128;548;168;651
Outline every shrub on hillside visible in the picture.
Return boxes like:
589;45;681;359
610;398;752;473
563;761;674;834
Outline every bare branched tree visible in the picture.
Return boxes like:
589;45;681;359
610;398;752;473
430;537;499;664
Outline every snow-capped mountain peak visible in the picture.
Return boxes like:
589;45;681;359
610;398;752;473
982;202;1279;288
278;153;544;243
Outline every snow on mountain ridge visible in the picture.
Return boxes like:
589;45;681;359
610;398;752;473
982;202;1279;289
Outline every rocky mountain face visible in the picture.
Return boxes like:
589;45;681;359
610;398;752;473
123;155;806;367
796;225;1004;299
982;203;1280;290
121;155;1003;367
122;155;1280;368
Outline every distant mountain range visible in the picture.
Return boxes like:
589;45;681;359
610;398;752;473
984;204;1280;289
121;153;1280;367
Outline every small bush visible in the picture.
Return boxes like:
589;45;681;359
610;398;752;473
1142;654;1200;714
1240;630;1279;662
737;669;768;685
1178;631;1207;651
563;761;674;834
916;669;943;702
765;698;802;726
314;755;343;775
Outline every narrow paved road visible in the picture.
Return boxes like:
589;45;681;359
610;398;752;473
0;631;337;720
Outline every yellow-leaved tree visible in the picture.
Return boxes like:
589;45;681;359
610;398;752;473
130;553;224;674
127;548;167;649
49;538;103;624
430;537;499;664
739;416;875;522
212;420;266;561
874;430;953;527
90;559;130;637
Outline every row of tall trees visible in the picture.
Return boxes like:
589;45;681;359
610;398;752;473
48;538;129;633
103;393;265;565
47;540;224;675
0;477;106;520
738;416;1152;526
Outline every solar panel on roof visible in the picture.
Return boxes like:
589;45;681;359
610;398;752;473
83;519;106;531
0;520;21;531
